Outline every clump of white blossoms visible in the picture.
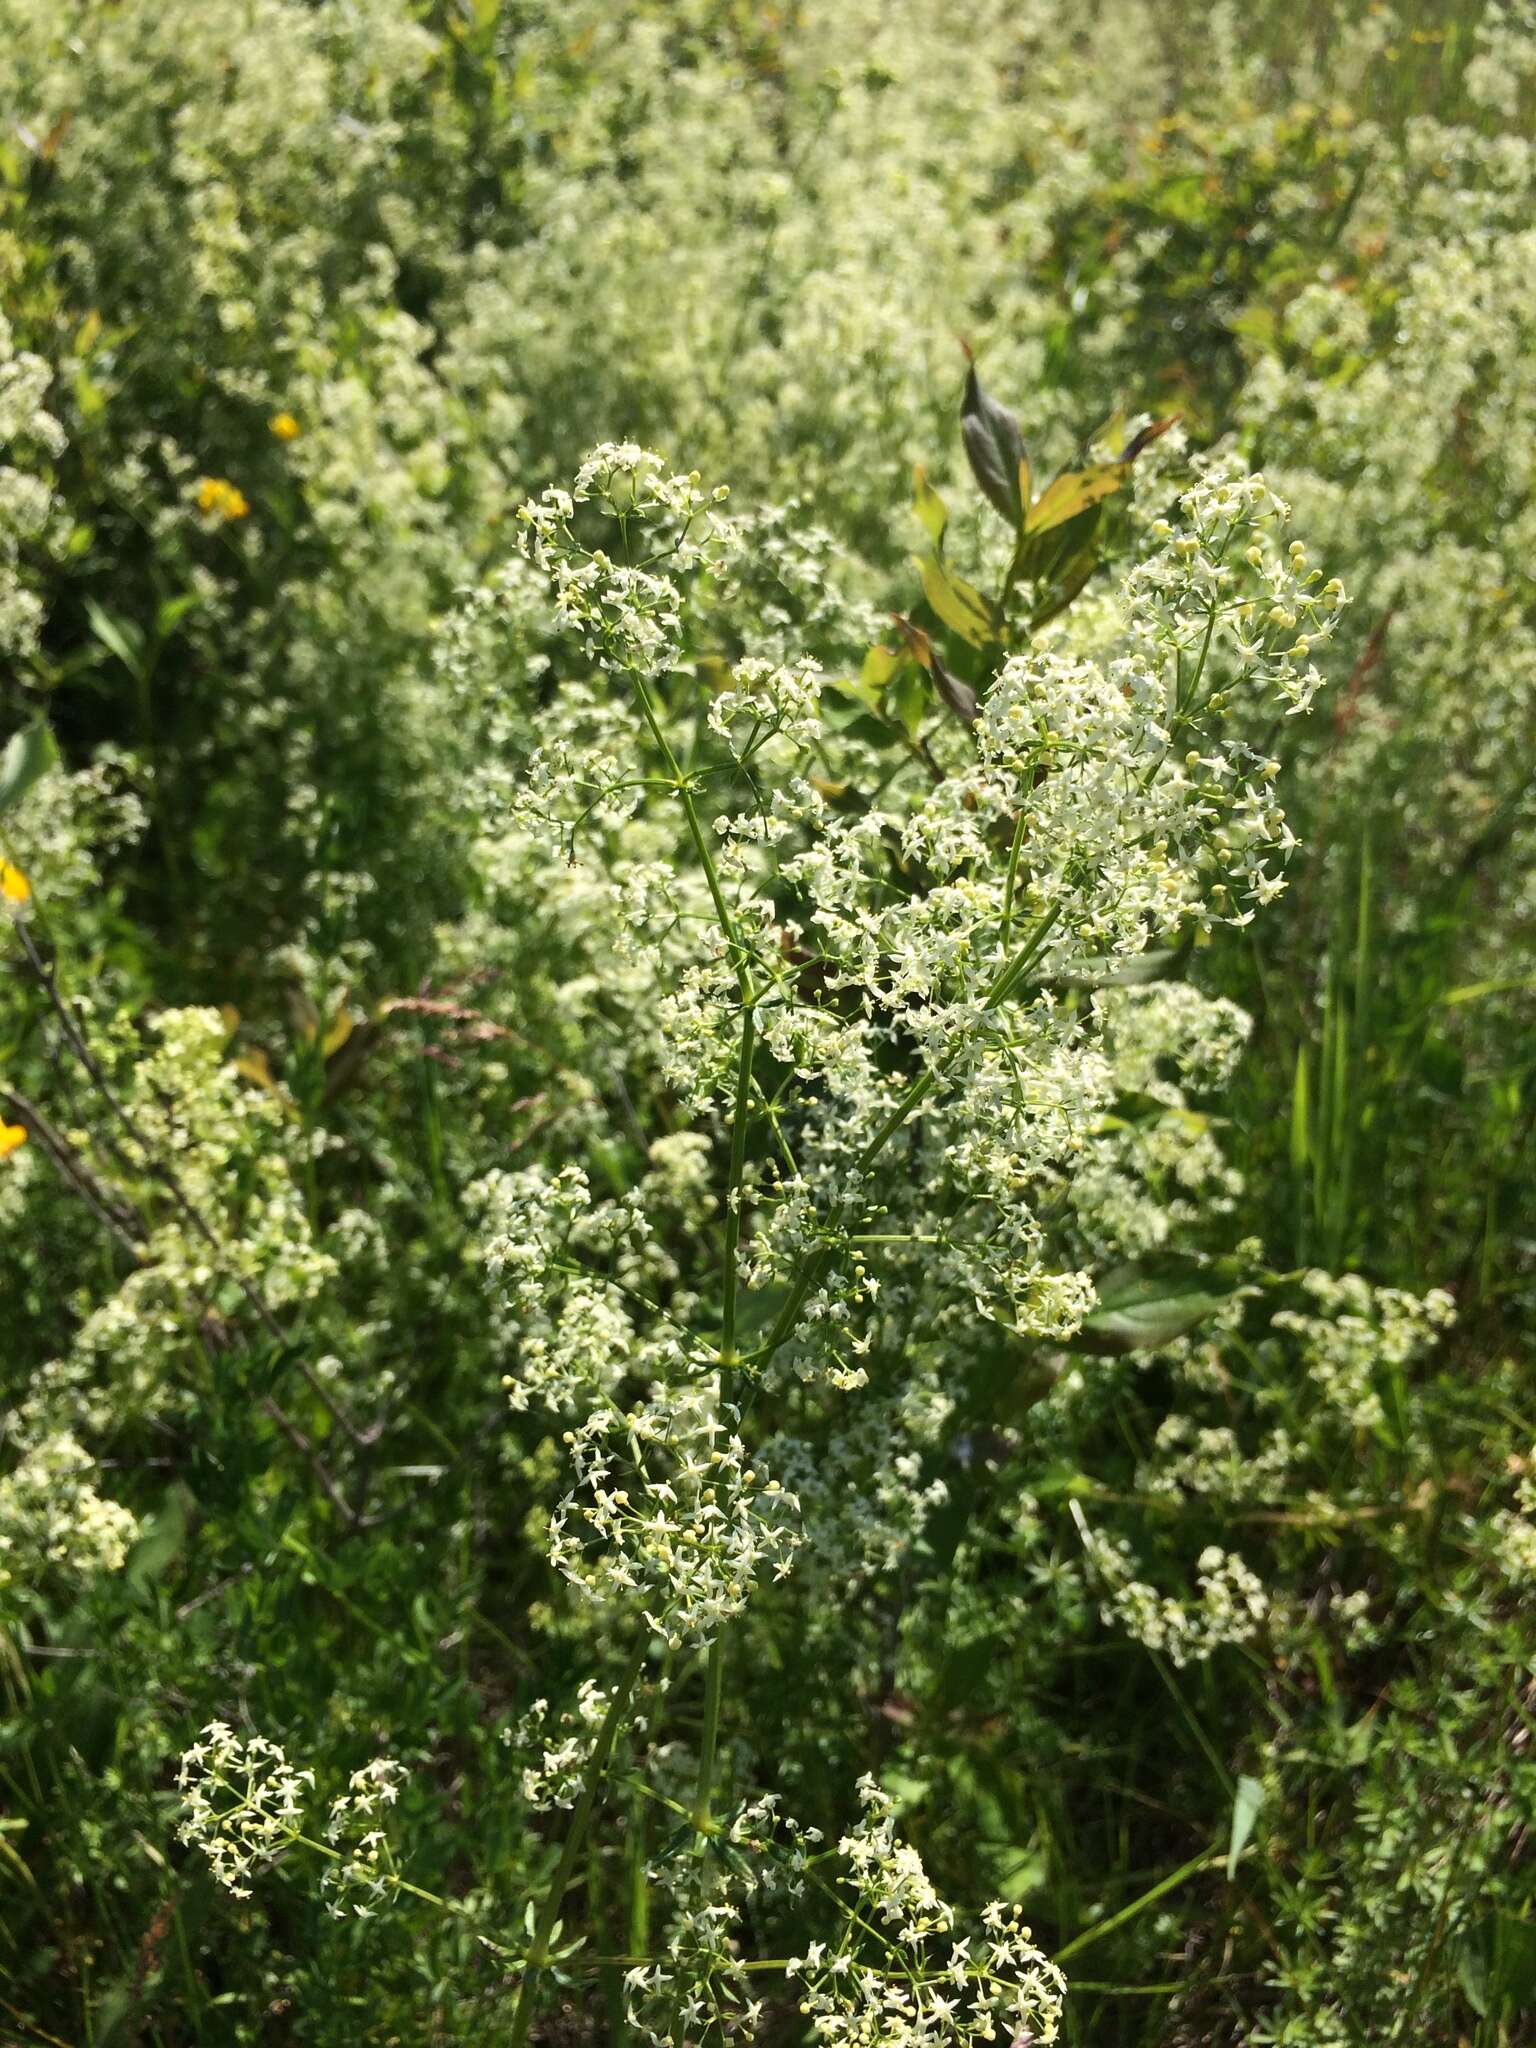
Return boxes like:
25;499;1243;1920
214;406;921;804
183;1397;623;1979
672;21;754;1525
790;1778;1066;2046
0;1003;339;1613
319;428;1338;2028
1272;1271;1457;1432
1072;1505;1269;1669
499;440;1338;1420
321;1758;408;1920
176;1723;315;1901
624;1794;822;2046
0;1429;138;1601
506;1681;613;1812
548;1387;801;1651
178;1726;411;1920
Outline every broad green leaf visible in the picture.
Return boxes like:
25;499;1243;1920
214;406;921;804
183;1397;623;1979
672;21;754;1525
915;551;999;649
1227;1774;1263;1879
1461;1913;1536;2020
1495;1914;1536;2013
861;642;903;691
1074;1260;1236;1355
1013;502;1105;597
1025;461;1129;536
960;363;1028;529
912;464;947;547
0;721;59;820
1028;542;1101;629
888;663;930;742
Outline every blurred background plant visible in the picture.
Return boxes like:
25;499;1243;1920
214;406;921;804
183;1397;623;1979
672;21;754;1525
1;1;1532;2043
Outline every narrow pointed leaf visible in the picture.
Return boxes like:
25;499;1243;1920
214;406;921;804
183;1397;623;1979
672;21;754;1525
1073;1260;1236;1355
961;364;1028;529
912;465;948;547
1227;1775;1264;1880
929;650;978;727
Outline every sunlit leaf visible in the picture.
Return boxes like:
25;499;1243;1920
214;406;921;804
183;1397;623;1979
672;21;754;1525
0;722;59;820
1227;1774;1263;1879
912;464;948;547
916;552;999;648
888;663;930;742
1073;1259;1237;1355
1024;461;1129;537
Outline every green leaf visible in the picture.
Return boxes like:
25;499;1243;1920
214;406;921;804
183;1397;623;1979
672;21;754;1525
1074;1260;1236;1355
124;1486;190;1601
929;649;978;727
155;591;200;638
1024;460;1128;536
0;721;59;819
1460;1914;1536;2020
888;663;930;742
912;464;948;547
861;643;903;691
961;364;1028;529
1044;948;1180;991
1227;1774;1263;1879
1290;1045;1311;1173
915;551;999;649
85;598;147;679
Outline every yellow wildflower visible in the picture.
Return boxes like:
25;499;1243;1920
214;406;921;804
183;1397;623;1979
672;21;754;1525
1;859;30;906
195;476;250;521
268;411;301;442
0;1119;27;1160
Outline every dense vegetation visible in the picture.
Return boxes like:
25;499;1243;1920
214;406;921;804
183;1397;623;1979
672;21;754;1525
2;3;1534;2042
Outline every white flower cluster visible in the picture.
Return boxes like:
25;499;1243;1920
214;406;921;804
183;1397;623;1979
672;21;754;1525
1272;1271;1456;1431
706;655;825;760
1139;1417;1296;1506
504;1681;611;1813
176;1723;314;1900
789;1778;1066;2047
178;1725;409;1918
320;1758;408;1920
548;1388;801;1650
0;1008;338;1586
0;312;66;662
0;1429;138;1601
474;1164;638;1416
1074;1514;1269;1668
474;1153;718;1416
624;1794;821;2046
517;443;732;677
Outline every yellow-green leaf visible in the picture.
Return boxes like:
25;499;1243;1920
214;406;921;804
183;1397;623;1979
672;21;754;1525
912;465;947;548
1024;462;1129;537
861;642;903;691
915;552;998;649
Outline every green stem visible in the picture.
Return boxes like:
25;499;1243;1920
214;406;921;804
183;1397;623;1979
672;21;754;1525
629;667;750;998
509;1637;649;2048
691;1634;727;1840
721;1003;756;1364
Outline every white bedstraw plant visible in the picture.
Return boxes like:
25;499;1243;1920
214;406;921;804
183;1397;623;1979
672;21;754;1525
177;432;1332;2037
